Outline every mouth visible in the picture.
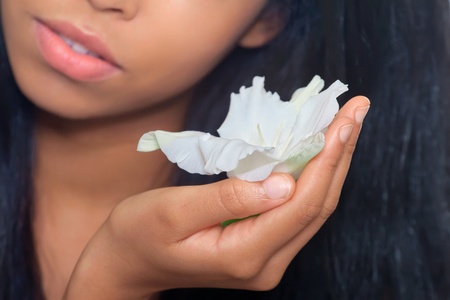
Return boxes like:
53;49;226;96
43;19;120;66
35;19;121;82
59;33;102;59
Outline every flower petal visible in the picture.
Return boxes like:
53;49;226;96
217;76;296;148
293;80;347;138
273;133;325;179
137;130;203;152
136;76;348;182
138;130;277;178
197;134;276;175
227;151;280;181
138;130;209;174
290;75;325;111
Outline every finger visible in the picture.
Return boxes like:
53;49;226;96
260;97;369;240
319;96;370;219
242;113;355;252
201;113;355;289
243;97;371;284
160;97;368;240
144;172;296;238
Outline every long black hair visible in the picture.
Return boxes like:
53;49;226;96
0;19;38;299
1;0;450;299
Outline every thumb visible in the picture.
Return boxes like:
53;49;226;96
150;173;295;237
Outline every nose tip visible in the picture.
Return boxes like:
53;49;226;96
88;0;139;20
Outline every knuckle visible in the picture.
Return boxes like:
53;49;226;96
297;202;322;226
342;137;358;162
218;181;250;218
154;204;182;233
137;191;182;234
322;154;341;172
247;272;283;291
107;196;152;246
107;201;131;239
345;138;357;155
320;199;338;219
220;255;264;281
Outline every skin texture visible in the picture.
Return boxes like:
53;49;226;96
2;0;270;120
63;96;370;300
1;0;370;299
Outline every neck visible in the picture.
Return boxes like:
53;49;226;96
34;94;191;210
32;94;191;300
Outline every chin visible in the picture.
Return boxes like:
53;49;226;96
32;101;106;121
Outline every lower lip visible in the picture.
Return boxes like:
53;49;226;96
35;21;119;82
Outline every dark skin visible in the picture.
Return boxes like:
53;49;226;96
2;0;370;298
62;96;369;300
33;98;186;299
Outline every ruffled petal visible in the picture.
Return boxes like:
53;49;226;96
137;130;204;152
197;134;276;175
293;80;347;139
273;133;325;179
138;130;277;178
227;150;280;181
217;77;296;148
136;76;348;182
138;130;209;174
290;75;325;111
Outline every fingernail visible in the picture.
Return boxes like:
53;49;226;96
355;106;370;124
339;124;354;143
263;175;292;200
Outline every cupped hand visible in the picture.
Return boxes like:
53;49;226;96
64;96;370;300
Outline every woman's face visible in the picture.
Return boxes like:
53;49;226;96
1;0;267;119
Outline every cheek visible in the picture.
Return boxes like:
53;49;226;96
120;16;254;104
115;0;267;93
2;0;267;120
128;40;231;101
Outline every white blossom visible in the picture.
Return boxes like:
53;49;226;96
138;76;348;182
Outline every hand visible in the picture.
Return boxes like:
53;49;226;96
64;96;370;300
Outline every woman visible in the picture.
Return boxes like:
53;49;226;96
0;1;448;300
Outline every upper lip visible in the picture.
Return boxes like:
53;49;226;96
38;19;120;67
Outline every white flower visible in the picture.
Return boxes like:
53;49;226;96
137;76;348;182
